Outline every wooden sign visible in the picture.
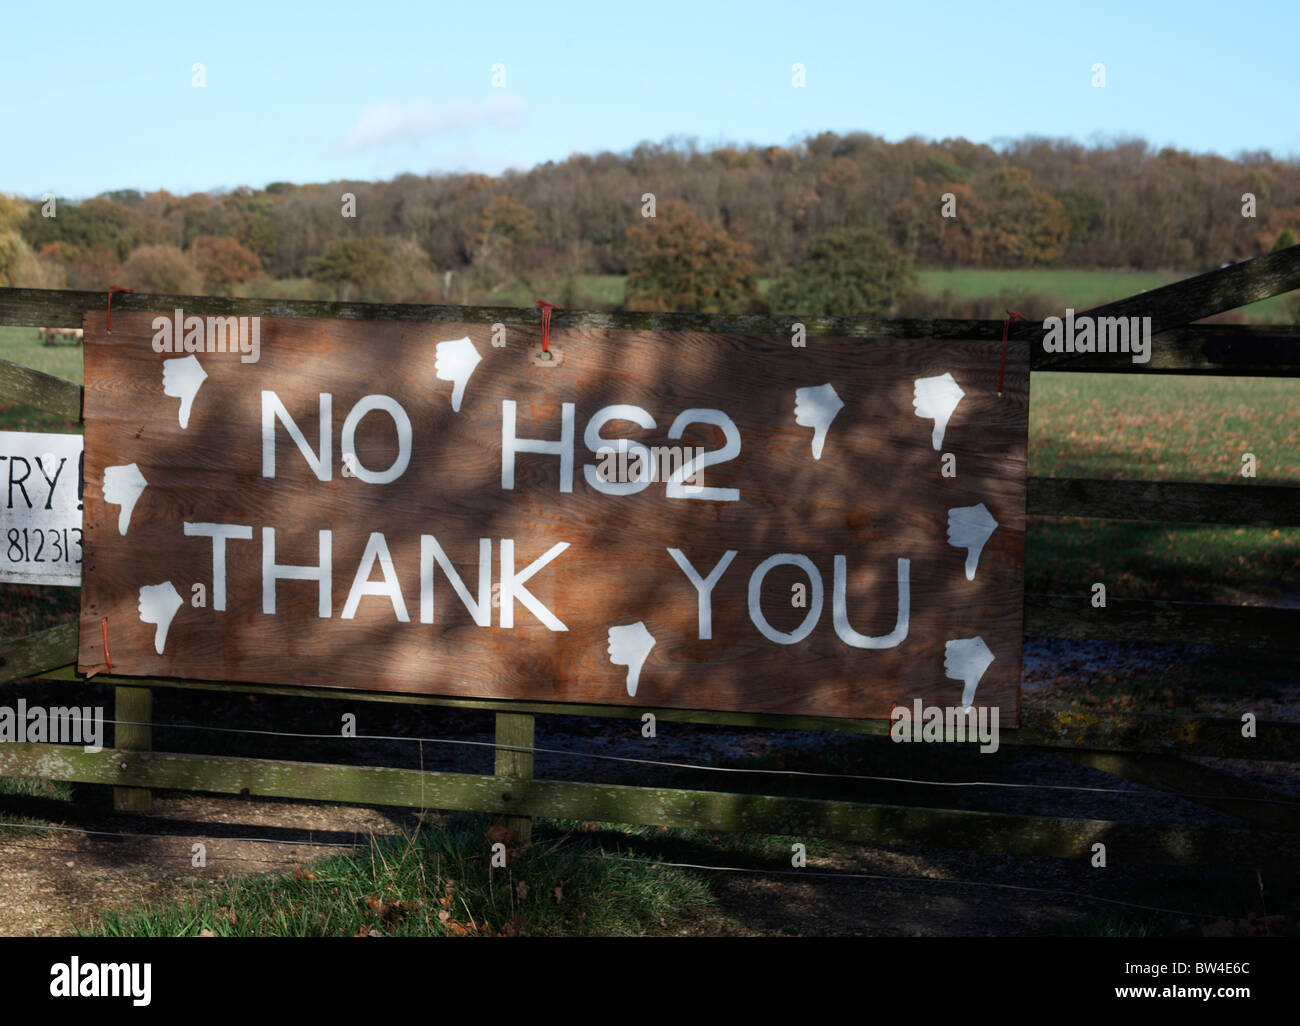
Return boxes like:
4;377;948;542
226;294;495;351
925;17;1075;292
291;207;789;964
0;430;83;586
77;309;1029;723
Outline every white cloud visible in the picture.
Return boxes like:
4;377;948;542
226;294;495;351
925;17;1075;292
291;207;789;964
341;95;524;153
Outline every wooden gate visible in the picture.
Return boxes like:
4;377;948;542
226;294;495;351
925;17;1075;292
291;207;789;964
0;246;1297;873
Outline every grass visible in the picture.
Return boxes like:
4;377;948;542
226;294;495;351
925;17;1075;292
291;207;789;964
68;797;1292;938
83;814;716;937
1026;372;1300;604
0;326;83;435
1055;912;1173;937
917;268;1184;306
0;325;82;383
0;774;78;842
571;269;1297;321
1029;373;1300;483
920;269;1295;322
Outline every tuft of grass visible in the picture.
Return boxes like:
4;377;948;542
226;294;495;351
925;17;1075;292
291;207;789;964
80;814;715;938
0;775;79;840
1055;912;1172;937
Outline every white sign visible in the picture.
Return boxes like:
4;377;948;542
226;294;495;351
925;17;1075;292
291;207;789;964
0;431;83;586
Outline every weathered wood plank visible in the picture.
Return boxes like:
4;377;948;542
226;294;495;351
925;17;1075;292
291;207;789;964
1075;245;1300;337
1149;324;1300;376
0;358;81;420
1060;750;1300;833
0;743;1291;871
494;712;535;843
1024;594;1300;651
31;666;1300;761
0;286;998;335
1032;325;1300;376
1028;478;1300;525
3;286;1299;375
113;686;151;813
0;623;78;683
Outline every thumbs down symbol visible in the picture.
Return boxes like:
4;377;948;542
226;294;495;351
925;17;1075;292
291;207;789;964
162;355;208;429
947;502;999;581
912;372;965;451
794;383;844;460
944;636;994;709
435;336;482;413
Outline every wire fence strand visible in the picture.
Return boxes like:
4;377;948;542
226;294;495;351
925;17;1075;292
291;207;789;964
82;716;1300;809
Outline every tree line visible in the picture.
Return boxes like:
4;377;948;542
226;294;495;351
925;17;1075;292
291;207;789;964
1;132;1297;315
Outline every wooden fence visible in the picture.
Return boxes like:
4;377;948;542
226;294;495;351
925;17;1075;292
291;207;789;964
1;246;1298;876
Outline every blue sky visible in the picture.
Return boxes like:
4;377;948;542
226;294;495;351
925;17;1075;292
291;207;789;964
6;0;1298;198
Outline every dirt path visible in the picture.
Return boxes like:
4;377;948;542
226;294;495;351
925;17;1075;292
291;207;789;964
0;795;408;936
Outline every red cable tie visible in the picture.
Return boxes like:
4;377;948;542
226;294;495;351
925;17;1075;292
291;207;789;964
535;300;560;353
999;310;1026;397
101;617;112;673
106;286;134;334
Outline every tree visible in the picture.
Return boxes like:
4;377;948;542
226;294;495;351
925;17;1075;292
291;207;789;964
384;238;440;301
985;167;1070;267
191;235;261;292
625;201;760;313
476;195;540;249
767;227;915;316
1273;228;1298;251
23;196;163;263
0;194;29;231
0;230;62;288
306;237;393;300
473;196;540;285
121;244;202;294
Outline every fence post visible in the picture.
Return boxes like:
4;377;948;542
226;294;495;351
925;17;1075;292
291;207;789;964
113;686;152;813
493;712;534;844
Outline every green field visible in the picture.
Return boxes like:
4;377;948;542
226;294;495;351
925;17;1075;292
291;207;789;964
918;268;1295;323
918;268;1178;306
0;326;81;384
561;269;1296;321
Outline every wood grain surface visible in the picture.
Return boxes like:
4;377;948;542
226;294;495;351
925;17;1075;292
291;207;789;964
77;310;1028;722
